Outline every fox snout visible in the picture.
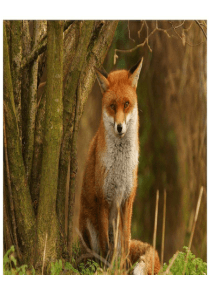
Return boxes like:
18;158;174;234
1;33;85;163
115;122;126;137
117;124;122;133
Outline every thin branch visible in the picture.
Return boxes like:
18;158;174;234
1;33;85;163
199;21;207;29
183;21;194;32
163;251;179;275
189;186;204;250
42;233;48;275
169;21;205;47
152;190;159;275
128;20;135;43
145;21;153;52
173;20;185;29
160;189;166;267
137;21;145;39
183;186;204;275
155;20;172;38
195;20;207;39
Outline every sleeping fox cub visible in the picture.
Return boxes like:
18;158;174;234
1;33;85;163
79;58;160;274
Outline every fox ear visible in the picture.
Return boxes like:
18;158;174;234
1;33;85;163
129;57;143;89
95;67;110;94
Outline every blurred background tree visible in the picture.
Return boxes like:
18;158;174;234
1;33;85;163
75;20;207;263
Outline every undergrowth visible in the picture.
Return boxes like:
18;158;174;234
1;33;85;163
160;246;207;275
3;245;207;275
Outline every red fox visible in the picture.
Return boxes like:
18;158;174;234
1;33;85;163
79;58;160;274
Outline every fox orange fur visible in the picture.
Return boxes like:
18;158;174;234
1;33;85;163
79;58;160;275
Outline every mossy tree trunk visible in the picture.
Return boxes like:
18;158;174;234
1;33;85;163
3;23;36;264
36;21;64;265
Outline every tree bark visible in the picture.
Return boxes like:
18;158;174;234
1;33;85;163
10;21;22;145
3;122;21;260
37;21;64;265
24;21;41;183
3;23;36;264
21;20;31;160
57;20;94;238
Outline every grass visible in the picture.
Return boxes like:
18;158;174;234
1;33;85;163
3;244;207;275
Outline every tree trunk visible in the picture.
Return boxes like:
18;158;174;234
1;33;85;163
3;23;36;264
37;21;64;265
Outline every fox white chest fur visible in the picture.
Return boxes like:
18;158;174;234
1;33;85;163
102;106;139;206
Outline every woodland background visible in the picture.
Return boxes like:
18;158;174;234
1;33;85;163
3;20;207;271
75;20;207;263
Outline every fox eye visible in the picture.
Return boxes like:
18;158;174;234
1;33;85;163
124;101;129;108
110;104;115;111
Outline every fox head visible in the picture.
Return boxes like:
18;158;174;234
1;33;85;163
95;58;143;138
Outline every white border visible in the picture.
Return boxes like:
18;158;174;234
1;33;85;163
1;2;209;297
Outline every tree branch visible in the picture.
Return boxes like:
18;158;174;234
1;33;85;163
10;21;22;145
195;20;207;39
169;21;206;47
24;21;41;183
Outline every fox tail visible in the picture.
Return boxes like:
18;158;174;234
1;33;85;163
129;239;160;275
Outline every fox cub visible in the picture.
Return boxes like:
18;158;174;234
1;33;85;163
79;58;160;274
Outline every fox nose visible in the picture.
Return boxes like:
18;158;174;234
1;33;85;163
117;124;122;133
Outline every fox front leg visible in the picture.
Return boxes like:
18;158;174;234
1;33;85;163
121;198;134;255
97;199;110;258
